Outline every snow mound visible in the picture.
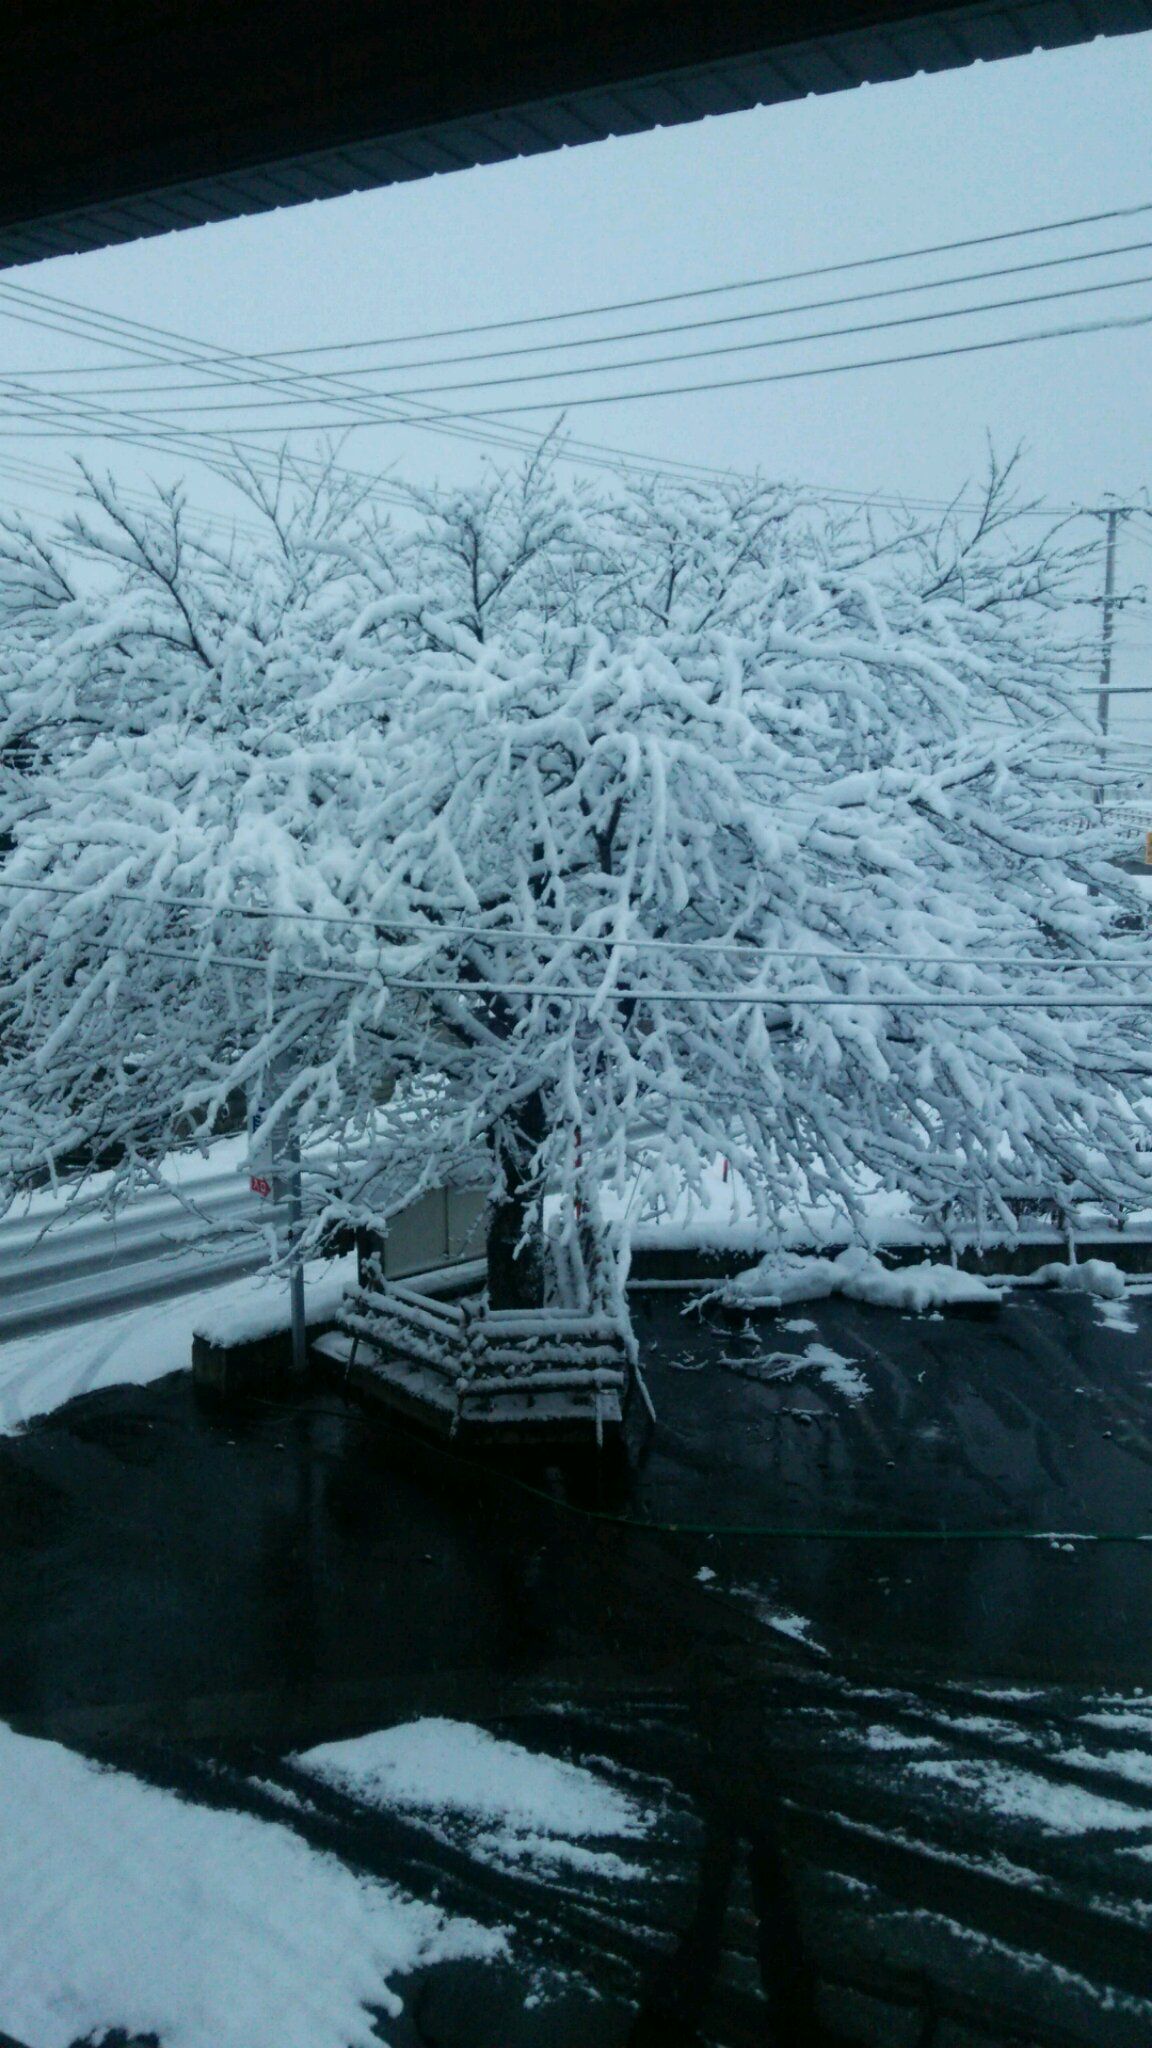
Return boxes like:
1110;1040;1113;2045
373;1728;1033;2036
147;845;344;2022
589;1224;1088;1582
1026;1259;1127;1301
193;1267;350;1346
722;1245;1003;1312
0;1719;502;2048
297;1718;653;1878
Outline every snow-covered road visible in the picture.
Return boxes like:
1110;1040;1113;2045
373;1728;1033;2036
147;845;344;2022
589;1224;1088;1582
0;1139;276;1341
0;1256;354;1436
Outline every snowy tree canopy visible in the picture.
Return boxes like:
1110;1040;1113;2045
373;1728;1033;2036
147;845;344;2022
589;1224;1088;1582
0;451;1149;1306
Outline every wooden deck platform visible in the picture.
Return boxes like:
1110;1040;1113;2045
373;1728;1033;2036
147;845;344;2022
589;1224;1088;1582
313;1274;637;1447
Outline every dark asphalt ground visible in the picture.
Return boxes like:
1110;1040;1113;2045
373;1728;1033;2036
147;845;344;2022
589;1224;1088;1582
2;1286;1152;2047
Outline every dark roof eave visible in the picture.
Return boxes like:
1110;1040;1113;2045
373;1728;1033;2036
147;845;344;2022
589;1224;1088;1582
2;0;1151;269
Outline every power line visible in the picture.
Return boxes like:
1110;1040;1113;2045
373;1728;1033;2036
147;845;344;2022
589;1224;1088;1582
358;304;1152;422
337;269;1152;405
11;234;1152;401
1;873;1148;972
395;983;1152;1009
0;277;1108;527
0;279;779;495
8;272;1141;443
0;364;419;513
0;274;1112;518
0;448;274;543
13;266;1152;422
8;192;1149;374
0;289;648;487
64;941;1152;1010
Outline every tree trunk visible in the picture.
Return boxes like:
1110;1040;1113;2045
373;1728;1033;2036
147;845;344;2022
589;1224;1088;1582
486;1091;546;1310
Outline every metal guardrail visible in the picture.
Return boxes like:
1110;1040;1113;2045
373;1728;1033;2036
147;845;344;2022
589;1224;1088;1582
0;1168;490;1344
0;1171;280;1342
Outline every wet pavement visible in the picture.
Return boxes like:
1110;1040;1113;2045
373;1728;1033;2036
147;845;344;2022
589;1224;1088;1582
2;1286;1152;2046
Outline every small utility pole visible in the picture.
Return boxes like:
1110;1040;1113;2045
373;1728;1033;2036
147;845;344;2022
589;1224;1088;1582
1096;506;1121;741
250;1054;308;1379
284;1127;307;1380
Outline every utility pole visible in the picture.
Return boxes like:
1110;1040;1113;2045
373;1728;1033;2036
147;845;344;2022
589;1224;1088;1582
249;1053;308;1379
284;1127;308;1380
1096;506;1121;741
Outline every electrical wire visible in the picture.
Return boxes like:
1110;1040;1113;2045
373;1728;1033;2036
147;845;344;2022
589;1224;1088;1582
354;304;1152;422
0;448;274;543
389;981;1152;1009
7;191;1150;372
0;298;1104;541
324;268;1152;406
2;872;1149;971
0;248;1136;528
10;297;1144;438
0;273;1117;518
10;266;1152;422
0;290;644;487
34;938;1152;1011
11;233;1152;401
0;280;782;497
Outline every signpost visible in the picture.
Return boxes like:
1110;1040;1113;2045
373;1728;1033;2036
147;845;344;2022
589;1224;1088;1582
247;1071;307;1379
282;1130;307;1380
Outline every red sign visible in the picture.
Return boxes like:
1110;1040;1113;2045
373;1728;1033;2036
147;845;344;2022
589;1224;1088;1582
249;1175;272;1198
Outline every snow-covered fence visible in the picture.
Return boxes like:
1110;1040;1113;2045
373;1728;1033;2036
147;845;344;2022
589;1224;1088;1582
1054;804;1152;851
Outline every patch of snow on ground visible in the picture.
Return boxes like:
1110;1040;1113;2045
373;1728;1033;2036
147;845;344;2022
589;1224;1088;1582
839;1813;1052;1893
908;1757;1152;1835
1095;1297;1139;1334
731;1589;830;1656
1024;1259;1128;1300
758;1606;828;1652
806;1342;870;1402
893;1908;1152;2017
727;1340;869;1400
863;1726;944;1752
0;1719;501;2048
969;1687;1044;1702
937;1715;1028;1743
721;1245;1002;1312
1080;1708;1152;1736
475;1830;646;1880
297;1719;653;1879
1061;1746;1152;1790
0;1257;354;1435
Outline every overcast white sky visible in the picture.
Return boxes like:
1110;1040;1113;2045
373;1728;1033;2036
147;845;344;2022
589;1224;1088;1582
2;28;1150;720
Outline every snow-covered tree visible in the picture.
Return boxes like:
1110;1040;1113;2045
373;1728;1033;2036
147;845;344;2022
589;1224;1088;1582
1;453;1149;1312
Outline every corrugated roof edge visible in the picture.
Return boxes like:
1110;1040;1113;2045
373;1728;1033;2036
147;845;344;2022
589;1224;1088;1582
2;0;1151;270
